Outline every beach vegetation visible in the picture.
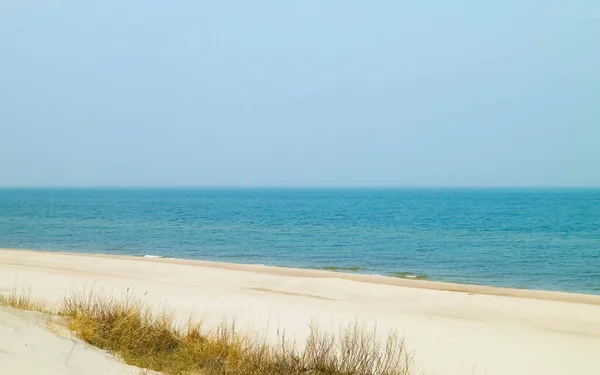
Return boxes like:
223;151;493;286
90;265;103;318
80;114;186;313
0;288;50;313
2;289;412;375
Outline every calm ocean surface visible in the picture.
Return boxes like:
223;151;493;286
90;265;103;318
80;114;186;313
0;188;599;294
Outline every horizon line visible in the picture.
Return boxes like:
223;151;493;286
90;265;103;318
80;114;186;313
1;186;599;190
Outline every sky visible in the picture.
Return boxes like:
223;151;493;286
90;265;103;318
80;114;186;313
1;1;598;187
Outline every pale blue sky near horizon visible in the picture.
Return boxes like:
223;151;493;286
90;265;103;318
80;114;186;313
1;1;598;187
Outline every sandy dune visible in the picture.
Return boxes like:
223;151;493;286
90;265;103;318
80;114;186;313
0;304;142;375
1;249;600;375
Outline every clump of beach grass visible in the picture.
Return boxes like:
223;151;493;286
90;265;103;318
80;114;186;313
0;288;411;375
59;290;411;375
0;288;51;313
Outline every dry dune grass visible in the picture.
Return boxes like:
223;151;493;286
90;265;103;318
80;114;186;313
2;289;412;375
0;288;50;312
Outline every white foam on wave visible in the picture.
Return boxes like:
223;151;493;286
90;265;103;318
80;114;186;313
143;254;164;258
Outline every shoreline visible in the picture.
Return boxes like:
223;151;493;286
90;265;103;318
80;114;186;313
3;248;600;305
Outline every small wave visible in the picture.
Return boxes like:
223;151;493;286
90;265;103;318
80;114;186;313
143;254;164;258
322;266;362;272
388;272;428;280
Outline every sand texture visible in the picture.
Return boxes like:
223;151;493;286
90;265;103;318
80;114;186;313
0;303;143;375
1;249;600;375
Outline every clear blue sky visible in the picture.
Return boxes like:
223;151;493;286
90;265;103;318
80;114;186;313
1;1;598;187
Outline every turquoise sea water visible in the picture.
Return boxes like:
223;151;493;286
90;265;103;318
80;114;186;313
0;188;599;294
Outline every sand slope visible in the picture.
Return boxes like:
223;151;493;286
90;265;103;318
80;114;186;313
1;249;600;375
0;304;142;375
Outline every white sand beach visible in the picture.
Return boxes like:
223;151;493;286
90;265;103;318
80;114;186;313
1;248;600;375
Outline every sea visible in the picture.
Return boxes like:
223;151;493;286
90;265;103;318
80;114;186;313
0;188;599;295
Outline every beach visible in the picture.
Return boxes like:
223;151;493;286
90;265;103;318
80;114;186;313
1;249;600;375
3;0;599;372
